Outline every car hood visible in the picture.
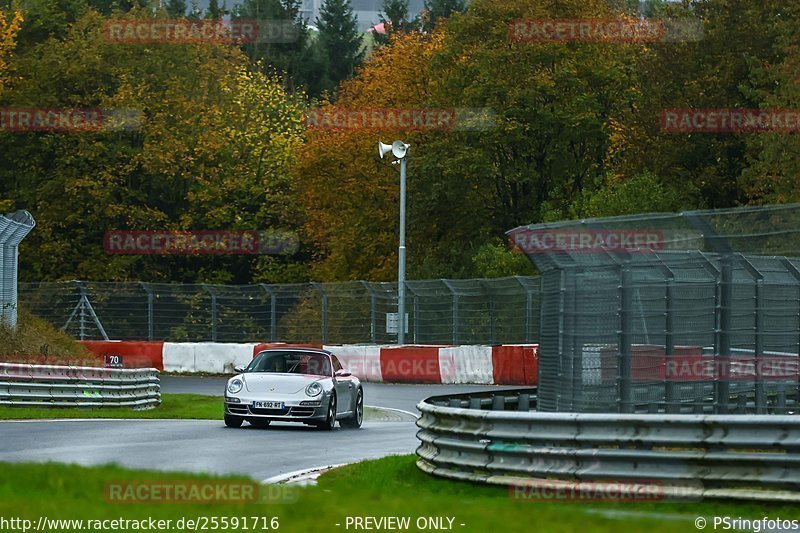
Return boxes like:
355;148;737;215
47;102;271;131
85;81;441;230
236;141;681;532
242;373;323;394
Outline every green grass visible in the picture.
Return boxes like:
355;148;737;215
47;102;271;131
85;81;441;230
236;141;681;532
1;456;798;532
0;393;220;420
0;394;385;421
0;307;93;362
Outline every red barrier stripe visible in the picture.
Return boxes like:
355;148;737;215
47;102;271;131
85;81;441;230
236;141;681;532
80;341;165;370
492;345;538;385
252;343;324;357
380;346;443;383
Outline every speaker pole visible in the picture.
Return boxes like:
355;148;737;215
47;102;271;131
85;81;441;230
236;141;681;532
398;155;407;345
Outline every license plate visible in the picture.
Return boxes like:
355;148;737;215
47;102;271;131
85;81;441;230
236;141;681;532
252;401;283;409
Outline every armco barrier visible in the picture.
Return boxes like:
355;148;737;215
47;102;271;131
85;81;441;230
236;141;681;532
416;388;800;502
80;341;538;385
0;362;160;408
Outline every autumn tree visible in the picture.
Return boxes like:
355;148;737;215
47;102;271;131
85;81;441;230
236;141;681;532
0;9;307;284
0;7;22;97
294;31;444;281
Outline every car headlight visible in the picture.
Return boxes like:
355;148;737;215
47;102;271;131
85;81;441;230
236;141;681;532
305;382;322;397
227;378;243;394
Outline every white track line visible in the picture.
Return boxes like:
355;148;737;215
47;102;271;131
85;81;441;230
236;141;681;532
366;405;420;419
262;463;348;485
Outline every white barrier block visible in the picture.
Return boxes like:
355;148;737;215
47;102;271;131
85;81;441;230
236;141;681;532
323;345;383;382
164;343;258;373
439;346;494;384
163;343;196;373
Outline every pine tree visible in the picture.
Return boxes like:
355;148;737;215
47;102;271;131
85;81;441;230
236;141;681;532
165;0;187;17
316;0;364;94
206;0;223;19
422;0;465;31
187;0;203;19
373;0;411;45
233;0;315;95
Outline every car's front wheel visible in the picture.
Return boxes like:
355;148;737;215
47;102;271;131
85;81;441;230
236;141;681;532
224;414;243;428
340;388;363;429
317;394;336;431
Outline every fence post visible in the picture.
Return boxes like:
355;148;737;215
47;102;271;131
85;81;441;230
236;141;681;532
140;282;154;341
203;285;217;342
260;284;277;342
737;255;765;414
412;289;419;344
717;255;733;413
442;280;458;345
657;264;676;414
619;265;633;414
77;280;86;340
480;280;495;344
311;282;327;344
515;276;535;344
780;258;800;410
0;211;35;331
360;281;377;344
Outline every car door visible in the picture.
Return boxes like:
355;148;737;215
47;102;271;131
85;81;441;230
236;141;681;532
331;355;353;415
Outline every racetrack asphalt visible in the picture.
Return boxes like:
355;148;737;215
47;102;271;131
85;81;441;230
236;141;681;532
0;377;511;480
159;375;518;414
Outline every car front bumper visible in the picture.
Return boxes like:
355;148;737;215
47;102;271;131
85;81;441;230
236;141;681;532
224;393;329;421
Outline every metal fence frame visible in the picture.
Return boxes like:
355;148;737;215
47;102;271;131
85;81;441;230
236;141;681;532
511;205;800;415
416;388;800;502
19;277;542;345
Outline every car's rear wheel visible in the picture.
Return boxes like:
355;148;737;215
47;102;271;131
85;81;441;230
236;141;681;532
249;419;271;429
224;415;243;428
317;394;336;431
340;388;363;429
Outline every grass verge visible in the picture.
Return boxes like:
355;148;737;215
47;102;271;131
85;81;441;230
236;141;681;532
0;393;219;420
0;394;385;421
1;456;799;532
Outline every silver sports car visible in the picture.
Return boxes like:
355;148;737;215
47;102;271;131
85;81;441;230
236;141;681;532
223;347;363;430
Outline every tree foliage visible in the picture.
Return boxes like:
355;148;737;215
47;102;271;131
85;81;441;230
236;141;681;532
315;0;364;96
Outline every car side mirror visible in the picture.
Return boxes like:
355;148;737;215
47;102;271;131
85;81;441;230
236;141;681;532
234;365;245;373
334;369;352;378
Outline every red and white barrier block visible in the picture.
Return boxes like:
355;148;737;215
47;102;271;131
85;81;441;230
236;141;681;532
80;342;538;385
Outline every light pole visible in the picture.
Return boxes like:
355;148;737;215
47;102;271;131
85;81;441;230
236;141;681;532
379;140;410;344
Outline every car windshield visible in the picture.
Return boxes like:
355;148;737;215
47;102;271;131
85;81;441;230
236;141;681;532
245;351;331;377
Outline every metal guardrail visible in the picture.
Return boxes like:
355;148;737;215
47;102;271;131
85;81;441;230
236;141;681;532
416;388;800;502
0;363;161;409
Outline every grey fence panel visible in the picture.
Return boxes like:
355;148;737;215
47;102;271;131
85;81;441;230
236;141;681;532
511;204;800;415
0;362;160;409
0;210;35;330
416;388;800;502
19;276;541;345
